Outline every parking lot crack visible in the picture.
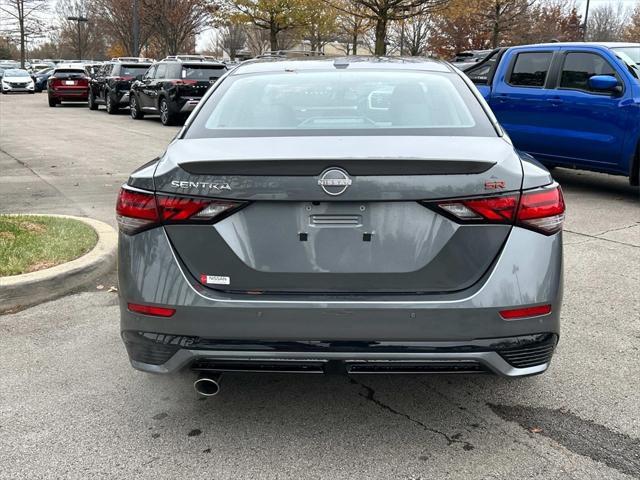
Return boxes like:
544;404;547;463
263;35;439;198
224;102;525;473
350;378;474;450
594;222;640;237
564;229;639;249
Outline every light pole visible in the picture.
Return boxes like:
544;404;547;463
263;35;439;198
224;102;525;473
132;0;140;56
582;0;591;41
67;15;89;59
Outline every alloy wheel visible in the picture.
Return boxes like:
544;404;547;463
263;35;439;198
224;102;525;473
160;100;168;125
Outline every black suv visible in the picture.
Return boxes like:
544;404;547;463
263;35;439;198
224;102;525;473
129;56;227;126
88;57;153;114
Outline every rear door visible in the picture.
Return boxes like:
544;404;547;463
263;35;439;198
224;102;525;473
138;65;157;109
489;49;557;157
539;49;628;167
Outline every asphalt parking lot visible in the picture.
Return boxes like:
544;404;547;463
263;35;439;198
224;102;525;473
0;93;639;479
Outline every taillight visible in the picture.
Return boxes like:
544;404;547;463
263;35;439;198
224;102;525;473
429;184;565;235
517;186;565;234
116;188;159;234
116;187;246;234
438;195;518;222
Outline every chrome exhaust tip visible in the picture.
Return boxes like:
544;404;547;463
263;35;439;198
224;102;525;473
194;373;222;397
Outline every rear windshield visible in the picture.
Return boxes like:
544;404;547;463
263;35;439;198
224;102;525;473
53;69;87;79
185;70;495;138
181;64;226;81
121;64;151;77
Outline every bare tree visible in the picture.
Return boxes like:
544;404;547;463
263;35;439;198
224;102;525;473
587;2;626;42
0;0;48;66
218;22;248;59
146;0;217;56
244;24;270;55
625;5;640;42
477;0;536;48
56;0;108;59
93;0;155;56
332;0;446;55
388;13;431;55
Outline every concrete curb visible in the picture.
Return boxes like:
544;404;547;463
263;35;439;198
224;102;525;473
0;214;117;313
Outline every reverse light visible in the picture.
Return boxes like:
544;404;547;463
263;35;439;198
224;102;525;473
116;187;247;234
500;304;552;320
127;303;176;317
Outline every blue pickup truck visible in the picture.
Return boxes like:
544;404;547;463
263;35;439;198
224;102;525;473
463;42;640;185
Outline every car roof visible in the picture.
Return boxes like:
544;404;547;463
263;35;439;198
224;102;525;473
510;41;639;50
231;56;453;75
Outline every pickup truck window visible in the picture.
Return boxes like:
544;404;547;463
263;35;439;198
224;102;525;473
508;52;552;87
560;52;617;93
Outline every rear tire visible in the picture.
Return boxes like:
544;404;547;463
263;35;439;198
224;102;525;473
106;93;118;114
130;95;144;119
48;95;57;107
88;90;97;110
159;98;176;126
631;147;639;187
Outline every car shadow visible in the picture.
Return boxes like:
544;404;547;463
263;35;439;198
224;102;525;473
552;167;639;201
132;371;541;456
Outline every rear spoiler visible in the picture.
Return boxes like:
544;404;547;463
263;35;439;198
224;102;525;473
178;159;496;176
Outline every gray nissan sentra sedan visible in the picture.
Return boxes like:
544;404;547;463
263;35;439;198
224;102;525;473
117;57;564;395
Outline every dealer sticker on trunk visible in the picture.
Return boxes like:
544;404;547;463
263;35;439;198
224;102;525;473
200;274;230;285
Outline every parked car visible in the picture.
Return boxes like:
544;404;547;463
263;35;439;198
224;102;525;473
47;65;90;106
117;57;565;395
29;62;55;73
1;68;35;94
463;42;640;185
88;57;153;113
129;57;227;125
32;67;54;92
450;50;493;71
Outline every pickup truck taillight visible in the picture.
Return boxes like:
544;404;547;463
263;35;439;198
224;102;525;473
116;187;247;234
428;185;565;235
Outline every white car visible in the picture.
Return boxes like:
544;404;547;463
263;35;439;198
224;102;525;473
1;69;35;94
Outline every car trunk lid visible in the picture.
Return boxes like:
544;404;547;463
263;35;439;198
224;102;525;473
156;136;523;294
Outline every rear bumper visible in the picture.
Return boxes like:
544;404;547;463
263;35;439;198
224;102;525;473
123;331;558;377
178;97;200;112
119;226;563;377
49;88;88;100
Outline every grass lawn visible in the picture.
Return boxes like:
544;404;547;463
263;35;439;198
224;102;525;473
0;215;97;276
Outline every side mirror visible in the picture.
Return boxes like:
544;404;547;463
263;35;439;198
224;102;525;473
588;75;620;93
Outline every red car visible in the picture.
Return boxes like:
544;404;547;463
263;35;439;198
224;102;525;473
47;66;90;106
